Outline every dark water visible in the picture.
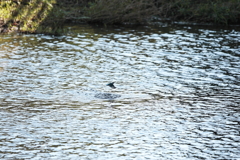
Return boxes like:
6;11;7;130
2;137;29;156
0;24;239;159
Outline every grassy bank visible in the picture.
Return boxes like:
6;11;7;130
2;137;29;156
0;0;239;34
85;0;240;25
0;0;65;34
85;0;158;24
156;0;240;25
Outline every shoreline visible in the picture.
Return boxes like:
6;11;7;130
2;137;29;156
1;0;239;35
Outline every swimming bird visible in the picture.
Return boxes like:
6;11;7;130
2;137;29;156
94;82;120;99
106;82;116;89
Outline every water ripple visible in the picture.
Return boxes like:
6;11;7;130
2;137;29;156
0;24;239;159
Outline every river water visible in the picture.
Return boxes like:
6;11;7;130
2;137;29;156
0;24;239;159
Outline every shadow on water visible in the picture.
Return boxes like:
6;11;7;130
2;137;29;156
0;23;240;159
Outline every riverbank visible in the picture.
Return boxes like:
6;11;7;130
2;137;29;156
0;0;239;34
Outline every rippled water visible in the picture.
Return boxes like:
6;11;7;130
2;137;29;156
0;24;240;159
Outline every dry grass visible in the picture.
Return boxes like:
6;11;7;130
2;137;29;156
85;0;158;24
155;0;240;24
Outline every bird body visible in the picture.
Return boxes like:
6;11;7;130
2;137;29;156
93;82;120;99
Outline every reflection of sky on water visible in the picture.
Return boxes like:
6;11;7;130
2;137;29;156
0;24;239;159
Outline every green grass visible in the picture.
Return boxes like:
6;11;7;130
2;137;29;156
0;0;64;34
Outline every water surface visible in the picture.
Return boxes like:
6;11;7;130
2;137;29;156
0;24;239;159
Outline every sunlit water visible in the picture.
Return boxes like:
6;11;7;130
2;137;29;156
0;24;239;159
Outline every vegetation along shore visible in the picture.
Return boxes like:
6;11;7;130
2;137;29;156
0;0;239;34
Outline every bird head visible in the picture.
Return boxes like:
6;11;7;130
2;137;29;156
106;82;116;89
